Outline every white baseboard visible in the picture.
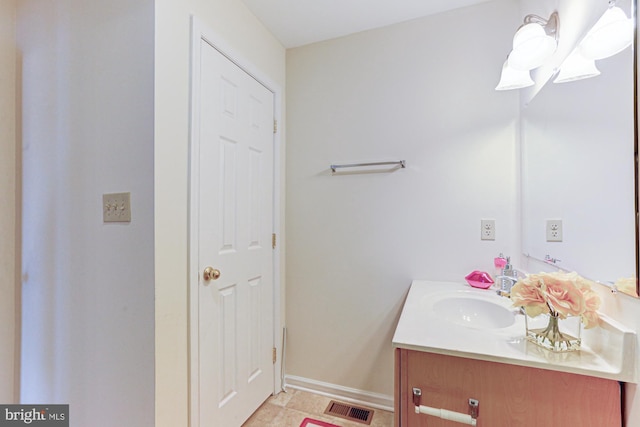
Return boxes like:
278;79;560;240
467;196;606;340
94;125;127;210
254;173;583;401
283;375;395;412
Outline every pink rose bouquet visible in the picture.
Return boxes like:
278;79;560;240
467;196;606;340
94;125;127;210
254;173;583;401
510;271;601;329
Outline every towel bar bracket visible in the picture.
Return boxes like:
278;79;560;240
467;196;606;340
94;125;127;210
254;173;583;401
469;398;479;419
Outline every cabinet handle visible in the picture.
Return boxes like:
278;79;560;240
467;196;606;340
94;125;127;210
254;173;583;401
412;388;479;426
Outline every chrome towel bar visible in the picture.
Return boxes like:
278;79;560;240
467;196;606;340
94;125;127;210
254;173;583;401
330;160;405;173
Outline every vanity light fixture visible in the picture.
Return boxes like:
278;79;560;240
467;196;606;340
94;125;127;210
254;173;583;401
496;12;559;91
508;12;559;71
579;2;633;60
495;59;535;90
553;49;601;83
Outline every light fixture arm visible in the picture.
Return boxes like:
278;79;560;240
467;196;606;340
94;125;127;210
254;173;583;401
523;14;549;25
522;11;559;40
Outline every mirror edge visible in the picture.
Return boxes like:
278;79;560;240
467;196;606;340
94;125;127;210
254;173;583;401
635;0;639;297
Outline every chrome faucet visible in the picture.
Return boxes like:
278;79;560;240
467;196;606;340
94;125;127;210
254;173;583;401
495;275;518;297
495;256;521;297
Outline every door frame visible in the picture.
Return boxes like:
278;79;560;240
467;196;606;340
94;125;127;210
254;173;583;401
187;16;284;427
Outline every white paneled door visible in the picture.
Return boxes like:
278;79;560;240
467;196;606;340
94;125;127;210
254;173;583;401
194;38;275;427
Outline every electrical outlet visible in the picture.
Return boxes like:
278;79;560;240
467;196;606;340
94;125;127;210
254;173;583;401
103;192;131;222
481;219;495;241
546;219;562;242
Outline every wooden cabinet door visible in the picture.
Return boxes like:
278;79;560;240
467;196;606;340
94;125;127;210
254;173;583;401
396;349;621;427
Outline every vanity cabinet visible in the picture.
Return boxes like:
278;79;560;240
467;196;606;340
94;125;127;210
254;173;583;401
395;349;622;427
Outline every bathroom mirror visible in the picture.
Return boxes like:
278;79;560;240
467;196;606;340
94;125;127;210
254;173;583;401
520;0;638;297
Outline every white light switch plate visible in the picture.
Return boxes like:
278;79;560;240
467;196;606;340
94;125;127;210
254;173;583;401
103;192;131;222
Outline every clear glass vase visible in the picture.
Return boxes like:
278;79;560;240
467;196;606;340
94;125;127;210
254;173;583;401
525;312;581;352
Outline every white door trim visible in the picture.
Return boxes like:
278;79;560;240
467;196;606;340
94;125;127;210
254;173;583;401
188;16;284;427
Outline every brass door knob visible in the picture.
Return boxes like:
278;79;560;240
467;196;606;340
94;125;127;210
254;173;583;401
203;267;221;281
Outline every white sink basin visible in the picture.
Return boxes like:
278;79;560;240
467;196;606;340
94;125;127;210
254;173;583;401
393;280;638;384
432;295;516;329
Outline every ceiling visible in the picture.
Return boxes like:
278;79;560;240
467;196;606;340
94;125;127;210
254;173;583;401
241;0;496;48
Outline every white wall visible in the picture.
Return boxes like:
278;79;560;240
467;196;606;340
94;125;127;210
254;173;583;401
17;1;155;426
0;0;18;404
285;0;520;398
154;1;286;426
521;48;635;282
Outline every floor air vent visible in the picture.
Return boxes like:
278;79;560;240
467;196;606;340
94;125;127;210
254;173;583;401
324;400;374;425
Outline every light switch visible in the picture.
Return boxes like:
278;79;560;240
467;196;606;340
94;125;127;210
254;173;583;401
103;192;131;222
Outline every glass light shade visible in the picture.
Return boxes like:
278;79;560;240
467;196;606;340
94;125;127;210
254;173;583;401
508;23;557;70
495;60;534;90
553;50;601;83
579;7;633;60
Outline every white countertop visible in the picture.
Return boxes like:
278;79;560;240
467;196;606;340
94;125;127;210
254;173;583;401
392;280;637;383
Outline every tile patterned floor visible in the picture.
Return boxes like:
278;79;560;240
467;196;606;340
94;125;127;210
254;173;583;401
242;389;394;427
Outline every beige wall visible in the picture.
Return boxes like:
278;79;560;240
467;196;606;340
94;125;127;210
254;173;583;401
0;0;18;404
285;0;520;398
154;1;285;425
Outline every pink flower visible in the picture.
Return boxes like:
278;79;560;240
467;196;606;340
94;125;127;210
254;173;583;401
540;274;585;318
580;289;601;329
511;271;600;327
510;277;548;317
